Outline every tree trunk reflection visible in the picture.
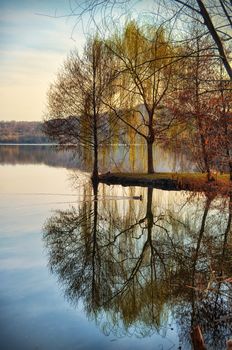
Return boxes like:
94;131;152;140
43;183;232;347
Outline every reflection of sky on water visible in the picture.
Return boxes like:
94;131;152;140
0;147;231;350
0;161;182;349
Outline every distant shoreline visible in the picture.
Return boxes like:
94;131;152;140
0;143;142;146
0;143;57;146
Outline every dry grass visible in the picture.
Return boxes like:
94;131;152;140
101;172;231;193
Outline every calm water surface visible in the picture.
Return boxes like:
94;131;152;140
0;145;231;350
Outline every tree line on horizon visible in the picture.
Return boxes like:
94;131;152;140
43;0;232;181
0;121;50;144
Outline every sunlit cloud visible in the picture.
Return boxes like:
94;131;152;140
0;2;86;121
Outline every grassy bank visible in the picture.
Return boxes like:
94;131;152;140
99;172;231;193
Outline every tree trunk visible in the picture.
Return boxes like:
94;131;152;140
92;47;99;183
195;39;212;182
92;157;98;181
147;140;154;174
224;121;232;181
220;84;232;182
199;132;212;182
224;133;232;181
196;0;232;81
91;181;99;307
92;103;98;182
92;140;98;181
229;161;232;181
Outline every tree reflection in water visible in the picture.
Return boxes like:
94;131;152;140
43;182;232;349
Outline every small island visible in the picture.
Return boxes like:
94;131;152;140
99;172;232;194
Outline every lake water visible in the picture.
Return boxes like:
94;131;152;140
0;145;231;350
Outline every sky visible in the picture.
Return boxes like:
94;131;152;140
0;0;158;122
0;0;86;121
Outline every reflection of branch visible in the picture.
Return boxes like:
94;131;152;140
44;179;232;343
102;239;150;306
101;219;145;248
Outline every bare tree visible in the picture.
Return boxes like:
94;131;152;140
212;76;232;178
172;0;232;80
169;30;221;180
44;37;117;180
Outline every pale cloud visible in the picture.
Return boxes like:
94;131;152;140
0;49;73;121
0;3;86;121
0;0;158;122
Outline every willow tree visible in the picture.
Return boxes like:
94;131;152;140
44;37;117;180
105;21;177;174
